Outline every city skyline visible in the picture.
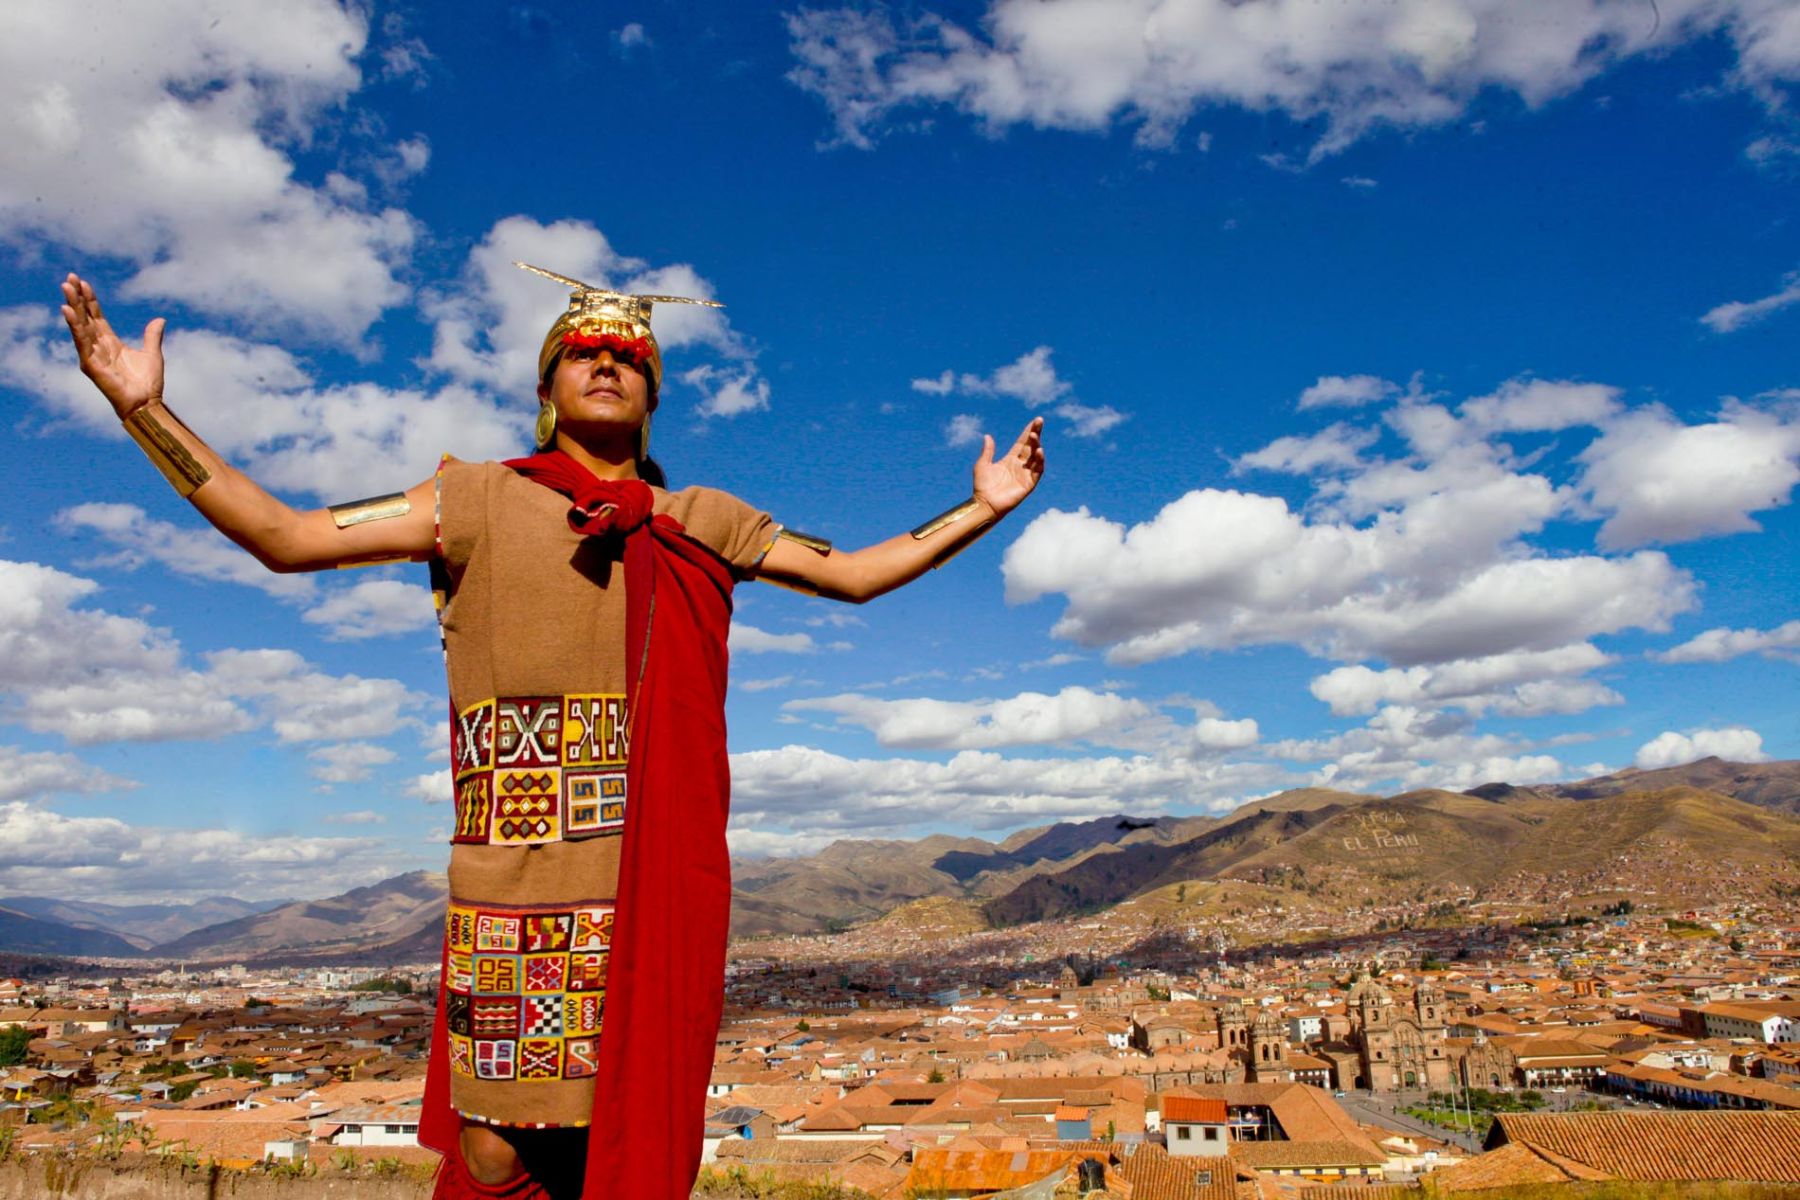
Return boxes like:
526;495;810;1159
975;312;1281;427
0;1;1797;903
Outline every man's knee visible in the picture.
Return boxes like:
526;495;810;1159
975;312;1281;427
460;1124;522;1185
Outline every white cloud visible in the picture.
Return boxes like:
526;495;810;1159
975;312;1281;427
307;741;397;785
682;364;772;418
731;624;819;655
1461;378;1621;432
1236;422;1377;474
0;0;416;343
738;676;797;693
1578;403;1800;549
1193;717;1259;751
1634;727;1770;769
945;413;985;447
615;22;650;50
1273;704;1568;794
54;503;316;601
912;370;957;396
322;809;387;825
1003;492;1690;666
1701;267;1800;332
1310;643;1621;717
787;1;1800;159
785;685;1181;751
301;578;436;640
0;746;133;804
730;742;1286;833
204;648;427;744
404;769;452;805
1056;402;1128;438
1654;620;1800;664
2;306;522;501
0;558;253;744
0;800;404;903
1298;374;1399;410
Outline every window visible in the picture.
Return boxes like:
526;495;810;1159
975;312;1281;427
1195;1170;1213;1186
1203;1126;1219;1141
1176;1125;1191;1140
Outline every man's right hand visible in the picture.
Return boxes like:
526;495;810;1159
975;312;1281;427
60;273;165;419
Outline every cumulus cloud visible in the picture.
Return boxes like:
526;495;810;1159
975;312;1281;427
1701;267;1800;332
1461;378;1621;432
0;746;134;804
1578;403;1800;548
54;503;317;600
0;0;417;343
1310;644;1621;717
1272;705;1568;794
1236;422;1377;474
1003;491;1690;666
731;623;819;655
787;1;1800;159
0;800;405;903
911;346;1126;437
1654;620;1800;664
1298;375;1399;410
2;306;521;500
785;685;1194;751
300;578;436;640
729;742;1286;834
1634;726;1770;769
404;769;452;805
307;741;397;785
682;364;772;418
0;558;427;745
945;413;985;447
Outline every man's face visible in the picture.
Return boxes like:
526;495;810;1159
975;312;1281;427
539;343;653;434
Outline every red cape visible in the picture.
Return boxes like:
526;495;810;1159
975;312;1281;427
421;454;737;1198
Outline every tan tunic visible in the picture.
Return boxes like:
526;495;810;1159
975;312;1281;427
434;459;773;1128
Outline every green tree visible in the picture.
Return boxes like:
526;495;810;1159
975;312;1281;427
0;1025;32;1067
229;1059;258;1079
926;1065;945;1084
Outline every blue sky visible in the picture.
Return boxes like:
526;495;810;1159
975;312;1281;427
0;1;1796;903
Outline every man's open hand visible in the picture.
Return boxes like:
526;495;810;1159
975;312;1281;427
61;273;165;418
973;416;1046;518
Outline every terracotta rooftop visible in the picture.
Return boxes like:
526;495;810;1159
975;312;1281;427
1487;1111;1800;1183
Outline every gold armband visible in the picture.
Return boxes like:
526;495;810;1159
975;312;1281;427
123;405;211;497
911;496;994;568
329;492;412;528
334;554;416;571
775;527;832;555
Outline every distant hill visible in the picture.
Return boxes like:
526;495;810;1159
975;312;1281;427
152;871;447;962
0;905;144;958
1541;756;1800;815
0;895;288;951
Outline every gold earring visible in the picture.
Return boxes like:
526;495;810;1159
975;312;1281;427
638;412;652;460
535;401;558;451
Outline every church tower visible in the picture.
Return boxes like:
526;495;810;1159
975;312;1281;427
1249;1009;1290;1082
1216;1003;1249;1053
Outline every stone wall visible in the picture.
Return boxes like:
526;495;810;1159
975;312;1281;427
0;1156;432;1199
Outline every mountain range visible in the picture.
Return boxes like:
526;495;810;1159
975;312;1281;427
2;756;1794;964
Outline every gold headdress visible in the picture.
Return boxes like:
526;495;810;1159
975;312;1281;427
516;261;723;393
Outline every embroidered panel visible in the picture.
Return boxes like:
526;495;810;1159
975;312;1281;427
450;693;628;845
445;900;612;1085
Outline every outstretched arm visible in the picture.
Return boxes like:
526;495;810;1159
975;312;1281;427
61;274;434;572
756;416;1045;603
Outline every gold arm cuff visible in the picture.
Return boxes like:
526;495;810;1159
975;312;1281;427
123;405;211;498
334;554;416;571
911;497;984;540
329;492;412;528
775;527;833;555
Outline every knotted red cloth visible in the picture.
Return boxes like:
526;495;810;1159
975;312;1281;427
420;449;738;1200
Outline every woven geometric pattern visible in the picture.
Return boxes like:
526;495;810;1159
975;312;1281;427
451;693;628;844
445;899;615;1085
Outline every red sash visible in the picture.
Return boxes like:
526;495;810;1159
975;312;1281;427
420;452;737;1198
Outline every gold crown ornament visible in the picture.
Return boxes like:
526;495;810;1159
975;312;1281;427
516;261;723;394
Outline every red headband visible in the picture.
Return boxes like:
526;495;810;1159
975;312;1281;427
560;330;655;367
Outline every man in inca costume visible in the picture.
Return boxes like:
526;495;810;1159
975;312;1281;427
61;264;1045;1198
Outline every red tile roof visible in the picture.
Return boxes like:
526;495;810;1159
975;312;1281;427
1489;1111;1800;1183
1162;1096;1228;1124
